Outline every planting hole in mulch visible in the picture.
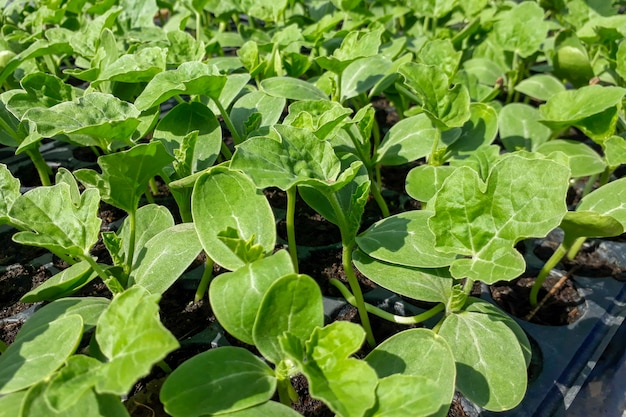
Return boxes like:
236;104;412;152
490;273;585;326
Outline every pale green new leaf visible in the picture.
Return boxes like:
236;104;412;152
153;101;221;175
577;177;626;227
417;39;462;80
21;382;129;417
210;250;295;345
21;92;141;152
375;113;436;165
130;223;202;295
192;169;276;271
0;315;83;394
357;211;456;268
353;249;452;303
161;347;276;417
45;355;103;412
429;153;570;283
230;125;341;190
493;2;548;57
0;163;20;224
283;99;352;140
536;140;606;178
134;61;227;111
95;286;179;395
75;142;174;213
10;184;101;258
399;62;471;130
253;274;324;364
281;321;378;417
439;305;528;411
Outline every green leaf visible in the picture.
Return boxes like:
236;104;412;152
230;90;286;139
0;391;27;417
417;39;462;80
283;99;352;140
617;41;626;83
75;142;174;213
281;321;378;417
10;184;101;258
253;274;324;364
514;74;565;102
357;211;456;268
166;30;206;65
192;169;276;271
405;165;457;203
21;92;141;152
439;303;528;411
134;61;227;111
561;211;624;243
375;113;436;165
130;223;202;295
340;55;392;102
96;46;166;83
0;163;20;224
3;72;77;119
117;204;175;268
45;355;103;412
353;249;452;303
499;103;552;152
153;101;221;175
210;250;295;345
206;73;251;115
399;62;471;130
365;375;443;417
604;136;626;167
20;260;98;302
552;30;595;88
577;177;626;227
536;140;606;178
447;102;498;158
21;382;130;417
219;401;302;417
429;153;570;283
539;85;626;141
493;1;548;58
161;347;276;417
0;315;83;394
316;28;383;74
95;286;179;395
18;297;109;335
231;125;342;190
406;0;457;18
261;77;328;101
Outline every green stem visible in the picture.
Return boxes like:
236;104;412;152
427;127;441;166
149;177;159;195
394;83;422;106
220;142;233;160
156;359;173;374
286;187;299;273
194;257;214;303
529;243;569;307
370;178;390;217
124;210;137;279
194;11;202;42
25;148;52;186
84;255;124;295
581;174;598;199
566;236;587;261
330;279;445;324
462;278;475;295
277;377;299;405
213;98;243;145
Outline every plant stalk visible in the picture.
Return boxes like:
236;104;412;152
529;243;569;307
277;377;299;405
526;266;580;321
286;187;299;273
25;148;52;186
194;256;214;303
124;210;137;280
330;279;445;324
84;255;124;295
212;98;243;145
